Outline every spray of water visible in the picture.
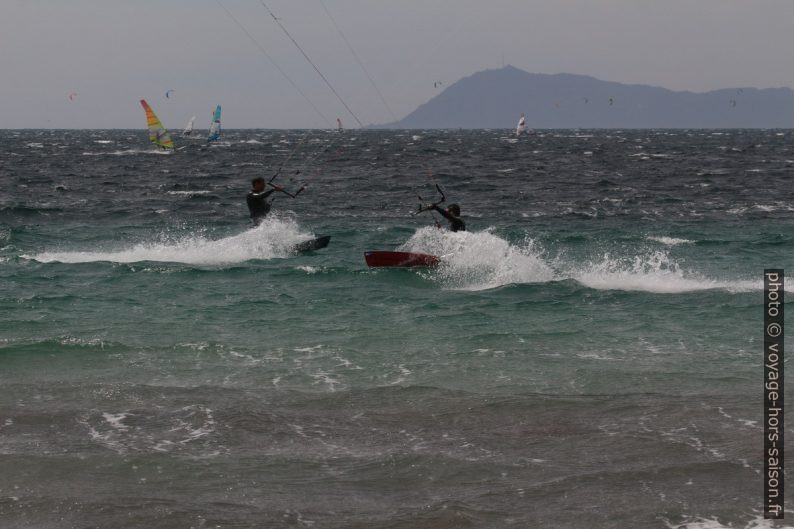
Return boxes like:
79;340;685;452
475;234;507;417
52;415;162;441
399;227;777;294
29;216;314;265
399;227;554;291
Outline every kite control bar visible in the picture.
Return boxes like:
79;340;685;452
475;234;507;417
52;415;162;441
269;184;306;199
415;184;446;214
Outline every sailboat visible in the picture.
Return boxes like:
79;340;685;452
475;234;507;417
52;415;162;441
140;99;174;151
207;105;221;142
182;116;196;136
516;113;527;136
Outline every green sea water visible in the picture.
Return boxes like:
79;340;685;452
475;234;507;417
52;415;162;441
0;129;792;528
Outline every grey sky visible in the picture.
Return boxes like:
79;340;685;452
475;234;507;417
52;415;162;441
3;0;794;128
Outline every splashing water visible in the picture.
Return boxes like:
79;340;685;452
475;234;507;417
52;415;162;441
399;228;772;294
571;250;759;293
399;227;555;291
28;216;315;265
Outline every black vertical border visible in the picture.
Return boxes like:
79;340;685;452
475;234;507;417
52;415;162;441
764;269;784;519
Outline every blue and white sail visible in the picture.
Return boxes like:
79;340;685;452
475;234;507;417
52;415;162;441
207;105;221;142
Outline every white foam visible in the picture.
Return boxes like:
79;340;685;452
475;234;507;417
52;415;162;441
82;149;171;156
165;190;212;196
311;371;341;391
572;251;767;294
174;405;216;443
294;345;324;353
664;515;794;529
397;228;781;294
102;412;130;431
28;217;315;265
400;227;555;291
647;236;695;246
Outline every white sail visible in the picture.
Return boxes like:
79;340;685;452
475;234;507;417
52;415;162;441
182;116;196;136
516;113;527;136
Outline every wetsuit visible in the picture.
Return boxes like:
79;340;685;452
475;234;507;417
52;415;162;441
247;188;277;225
433;205;466;232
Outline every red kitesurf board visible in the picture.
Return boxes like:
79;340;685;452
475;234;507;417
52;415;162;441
364;251;440;268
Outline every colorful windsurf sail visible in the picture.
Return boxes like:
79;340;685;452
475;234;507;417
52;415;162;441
140;99;174;150
207;105;221;142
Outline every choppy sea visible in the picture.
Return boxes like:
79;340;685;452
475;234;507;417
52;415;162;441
1;129;792;528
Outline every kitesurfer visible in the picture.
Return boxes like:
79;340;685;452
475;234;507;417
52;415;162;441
417;184;464;232
247;176;286;226
432;203;466;232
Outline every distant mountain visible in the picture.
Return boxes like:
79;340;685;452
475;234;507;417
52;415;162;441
376;65;794;129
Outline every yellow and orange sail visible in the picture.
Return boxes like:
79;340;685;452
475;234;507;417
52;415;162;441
140;99;174;150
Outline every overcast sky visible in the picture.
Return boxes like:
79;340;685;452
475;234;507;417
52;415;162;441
3;0;794;128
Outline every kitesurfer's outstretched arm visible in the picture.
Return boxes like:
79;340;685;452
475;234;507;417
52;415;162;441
247;177;287;224
250;187;278;200
432;204;466;232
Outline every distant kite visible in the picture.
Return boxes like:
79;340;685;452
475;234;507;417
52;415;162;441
68;92;77;101
165;89;175;99
434;81;443;89
609;97;614;106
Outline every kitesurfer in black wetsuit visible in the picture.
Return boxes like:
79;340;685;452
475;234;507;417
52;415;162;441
432;203;466;232
247;176;285;226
